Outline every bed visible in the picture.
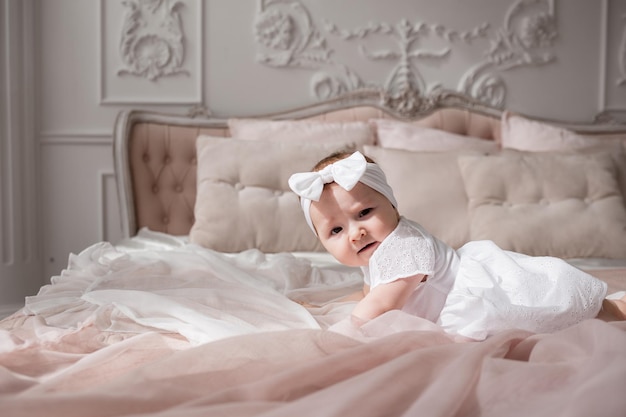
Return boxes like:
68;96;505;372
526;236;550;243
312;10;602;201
1;90;626;416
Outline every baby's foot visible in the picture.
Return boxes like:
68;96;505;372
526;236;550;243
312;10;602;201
602;298;626;321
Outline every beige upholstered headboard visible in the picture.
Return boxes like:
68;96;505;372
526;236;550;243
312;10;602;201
113;91;623;239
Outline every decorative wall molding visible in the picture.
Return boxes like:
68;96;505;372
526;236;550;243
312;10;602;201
117;0;189;81
99;0;202;104
1;0;38;266
39;132;112;146
0;0;42;307
324;18;489;106
616;13;626;86
458;0;556;107
254;0;558;116
600;0;608;112
600;0;626;121
255;0;331;67
98;171;119;243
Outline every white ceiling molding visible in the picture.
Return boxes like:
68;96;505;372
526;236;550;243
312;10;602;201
254;0;558;116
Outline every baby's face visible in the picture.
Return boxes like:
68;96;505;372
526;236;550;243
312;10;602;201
309;182;399;267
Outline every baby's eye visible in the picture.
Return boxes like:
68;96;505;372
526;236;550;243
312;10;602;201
358;208;372;218
330;227;342;235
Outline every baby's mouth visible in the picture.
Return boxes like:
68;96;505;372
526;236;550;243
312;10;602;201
358;242;377;254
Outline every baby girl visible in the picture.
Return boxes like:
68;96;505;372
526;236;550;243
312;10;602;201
288;150;626;340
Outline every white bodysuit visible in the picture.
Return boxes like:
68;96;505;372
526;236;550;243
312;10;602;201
361;217;608;340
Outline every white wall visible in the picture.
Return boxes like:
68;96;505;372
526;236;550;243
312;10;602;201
1;0;625;316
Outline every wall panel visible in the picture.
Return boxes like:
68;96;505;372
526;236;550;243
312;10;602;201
39;141;119;281
0;0;41;316
601;0;626;122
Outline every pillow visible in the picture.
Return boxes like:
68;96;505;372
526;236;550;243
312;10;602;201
363;145;482;249
227;118;376;145
500;111;604;151
371;119;498;153
190;136;358;252
501;111;626;205
413;108;502;142
458;150;626;259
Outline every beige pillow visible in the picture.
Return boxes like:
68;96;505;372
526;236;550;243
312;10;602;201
500;111;626;206
363;145;480;249
190;136;358;252
371;118;498;153
227;118;376;145
458;150;626;259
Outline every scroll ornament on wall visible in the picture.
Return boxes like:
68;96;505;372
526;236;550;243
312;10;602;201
117;0;189;81
254;0;558;116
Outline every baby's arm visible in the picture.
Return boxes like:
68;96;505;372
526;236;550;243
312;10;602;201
351;274;425;322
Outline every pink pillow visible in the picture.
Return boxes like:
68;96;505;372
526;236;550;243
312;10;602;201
500;111;601;151
370;119;498;153
227;119;376;145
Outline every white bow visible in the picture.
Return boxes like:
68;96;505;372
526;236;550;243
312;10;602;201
288;151;367;202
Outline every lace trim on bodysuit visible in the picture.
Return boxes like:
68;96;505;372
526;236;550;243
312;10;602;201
363;218;435;289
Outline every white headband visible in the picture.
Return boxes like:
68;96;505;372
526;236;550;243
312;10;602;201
288;151;397;234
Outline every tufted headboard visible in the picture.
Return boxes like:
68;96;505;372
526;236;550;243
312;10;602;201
113;91;624;240
113;96;505;238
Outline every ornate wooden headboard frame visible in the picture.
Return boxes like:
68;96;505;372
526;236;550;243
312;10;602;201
113;89;625;239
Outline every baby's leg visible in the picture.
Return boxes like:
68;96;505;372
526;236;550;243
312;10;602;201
599;296;626;321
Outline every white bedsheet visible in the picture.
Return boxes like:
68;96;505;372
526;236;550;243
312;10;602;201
18;228;626;348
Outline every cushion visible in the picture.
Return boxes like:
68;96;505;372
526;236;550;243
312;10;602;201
500;111;626;205
413;108;502;141
458;150;626;259
363;145;480;249
500;111;602;151
371;118;498;153
190;136;359;252
227;118;376;145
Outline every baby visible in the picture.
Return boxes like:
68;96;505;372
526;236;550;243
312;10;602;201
289;150;626;340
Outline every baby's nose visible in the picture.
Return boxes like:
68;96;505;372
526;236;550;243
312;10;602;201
350;226;366;241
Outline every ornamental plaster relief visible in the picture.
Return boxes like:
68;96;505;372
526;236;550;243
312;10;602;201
254;0;557;115
100;0;201;104
117;0;188;81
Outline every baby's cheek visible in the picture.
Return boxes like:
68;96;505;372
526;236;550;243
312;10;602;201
326;243;349;263
319;239;338;256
